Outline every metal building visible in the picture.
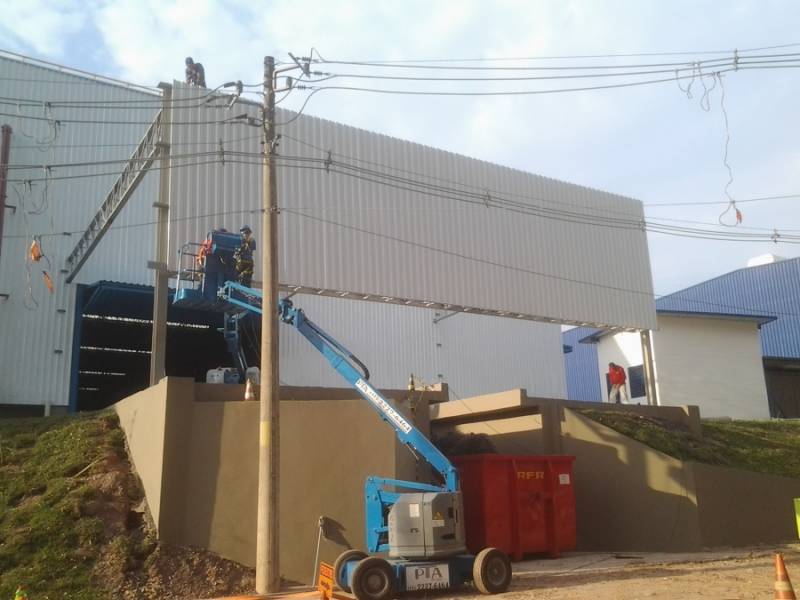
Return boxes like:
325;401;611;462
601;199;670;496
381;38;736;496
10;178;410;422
0;51;656;413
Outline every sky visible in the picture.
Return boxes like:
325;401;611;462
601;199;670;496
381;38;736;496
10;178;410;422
1;0;798;296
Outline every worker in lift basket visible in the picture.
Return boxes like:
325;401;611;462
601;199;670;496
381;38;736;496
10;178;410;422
608;362;628;404
234;225;256;287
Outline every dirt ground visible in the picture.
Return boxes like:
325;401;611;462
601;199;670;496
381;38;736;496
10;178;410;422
459;546;800;600
213;547;800;600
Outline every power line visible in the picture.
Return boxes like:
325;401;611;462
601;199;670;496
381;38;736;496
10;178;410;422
300;63;797;97
8;151;800;244
0;110;257;126
645;193;800;207
6;160;800;319
309;49;800;70
310;53;800;81
280;132;800;225
308;42;800;64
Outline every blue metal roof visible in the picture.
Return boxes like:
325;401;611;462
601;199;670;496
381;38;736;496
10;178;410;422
655;258;800;359
81;280;223;327
562;327;602;402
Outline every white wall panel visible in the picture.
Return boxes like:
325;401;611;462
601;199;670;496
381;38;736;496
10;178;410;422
0;54;159;406
168;84;656;332
280;294;565;399
650;315;769;419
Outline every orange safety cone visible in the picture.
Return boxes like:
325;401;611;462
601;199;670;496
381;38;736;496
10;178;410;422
776;553;797;600
244;377;256;401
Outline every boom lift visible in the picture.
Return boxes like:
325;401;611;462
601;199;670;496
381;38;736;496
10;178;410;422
174;231;512;600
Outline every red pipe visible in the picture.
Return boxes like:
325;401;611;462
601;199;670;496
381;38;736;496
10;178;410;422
0;125;11;263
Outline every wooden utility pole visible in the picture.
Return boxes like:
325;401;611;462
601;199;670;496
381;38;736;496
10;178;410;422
149;82;172;386
256;55;281;594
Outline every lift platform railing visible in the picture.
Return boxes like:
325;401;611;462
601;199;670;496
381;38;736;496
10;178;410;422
175;241;205;298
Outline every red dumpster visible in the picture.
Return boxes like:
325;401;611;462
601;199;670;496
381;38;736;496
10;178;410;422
452;454;576;561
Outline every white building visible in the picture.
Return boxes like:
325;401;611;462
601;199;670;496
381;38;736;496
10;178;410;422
580;310;774;419
0;51;656;414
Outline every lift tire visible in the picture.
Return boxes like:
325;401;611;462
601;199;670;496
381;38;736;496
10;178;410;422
333;549;368;592
473;547;512;594
351;556;396;600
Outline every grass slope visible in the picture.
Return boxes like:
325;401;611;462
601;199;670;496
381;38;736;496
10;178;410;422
580;410;800;480
0;413;123;599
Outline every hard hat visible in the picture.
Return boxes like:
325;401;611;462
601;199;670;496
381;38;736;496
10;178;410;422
185;57;194;65
240;225;252;234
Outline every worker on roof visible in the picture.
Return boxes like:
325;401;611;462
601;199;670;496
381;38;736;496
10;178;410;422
185;57;206;88
234;225;256;287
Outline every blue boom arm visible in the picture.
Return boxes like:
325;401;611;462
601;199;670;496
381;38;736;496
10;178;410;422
217;281;460;552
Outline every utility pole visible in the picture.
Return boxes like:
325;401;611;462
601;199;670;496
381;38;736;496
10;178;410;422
256;55;281;594
149;83;172;386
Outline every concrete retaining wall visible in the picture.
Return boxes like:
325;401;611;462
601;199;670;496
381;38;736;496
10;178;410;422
115;377;434;584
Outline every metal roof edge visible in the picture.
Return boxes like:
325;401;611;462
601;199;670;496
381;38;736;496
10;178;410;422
0;48;160;96
656;256;800;304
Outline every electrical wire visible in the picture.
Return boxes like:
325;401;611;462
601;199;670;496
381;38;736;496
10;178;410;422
8;151;800;243
299;63;799;97
280;132;800;221
6;158;800;319
309;49;800;70
308;42;800;64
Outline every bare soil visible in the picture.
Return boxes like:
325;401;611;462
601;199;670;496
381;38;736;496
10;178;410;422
454;548;800;600
89;417;256;599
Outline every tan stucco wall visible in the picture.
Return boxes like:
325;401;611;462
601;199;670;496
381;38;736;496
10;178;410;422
115;378;430;585
114;378;170;528
560;409;702;551
435;415;545;455
692;462;800;547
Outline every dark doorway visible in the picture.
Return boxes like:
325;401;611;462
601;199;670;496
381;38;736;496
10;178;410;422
72;281;259;412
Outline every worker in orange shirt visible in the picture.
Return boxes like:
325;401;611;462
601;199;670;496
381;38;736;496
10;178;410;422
608;362;628;404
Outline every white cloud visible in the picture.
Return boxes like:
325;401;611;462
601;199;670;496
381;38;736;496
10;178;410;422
0;0;86;56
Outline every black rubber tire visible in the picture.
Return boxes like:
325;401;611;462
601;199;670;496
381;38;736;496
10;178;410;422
333;549;367;592
473;547;512;594
351;556;396;600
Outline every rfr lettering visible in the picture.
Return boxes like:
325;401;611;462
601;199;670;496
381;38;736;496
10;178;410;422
517;471;545;480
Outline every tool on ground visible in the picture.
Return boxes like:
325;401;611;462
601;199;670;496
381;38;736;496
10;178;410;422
775;553;796;600
173;233;513;600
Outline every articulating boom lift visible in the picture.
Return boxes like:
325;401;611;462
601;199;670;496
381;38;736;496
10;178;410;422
174;231;511;600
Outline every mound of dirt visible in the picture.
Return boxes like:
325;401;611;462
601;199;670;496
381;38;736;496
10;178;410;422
88;415;256;599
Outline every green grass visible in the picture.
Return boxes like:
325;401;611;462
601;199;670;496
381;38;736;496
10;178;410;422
580;410;800;480
0;412;119;599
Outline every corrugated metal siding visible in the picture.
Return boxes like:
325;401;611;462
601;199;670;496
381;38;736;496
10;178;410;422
562;327;602;401
656;258;800;360
168;84;656;331
0;55;159;406
282;294;566;399
0;61;656;407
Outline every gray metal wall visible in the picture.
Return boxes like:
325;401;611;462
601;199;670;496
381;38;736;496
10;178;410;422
166;85;656;331
281;293;566;399
1;57;654;407
0;53;159;407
